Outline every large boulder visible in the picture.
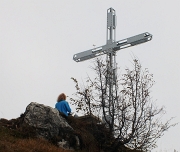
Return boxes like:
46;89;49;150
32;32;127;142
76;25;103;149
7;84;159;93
23;102;77;149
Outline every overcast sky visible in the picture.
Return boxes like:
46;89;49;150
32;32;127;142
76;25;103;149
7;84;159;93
0;1;180;151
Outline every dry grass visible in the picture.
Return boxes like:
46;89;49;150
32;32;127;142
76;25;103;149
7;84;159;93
0;137;73;152
0;124;73;152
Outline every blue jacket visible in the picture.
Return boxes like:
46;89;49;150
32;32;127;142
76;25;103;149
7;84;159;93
55;100;71;116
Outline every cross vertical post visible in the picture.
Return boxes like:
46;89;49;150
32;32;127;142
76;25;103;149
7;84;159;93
106;8;117;122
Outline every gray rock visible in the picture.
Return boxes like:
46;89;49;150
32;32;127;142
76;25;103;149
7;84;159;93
57;139;74;150
24;102;73;139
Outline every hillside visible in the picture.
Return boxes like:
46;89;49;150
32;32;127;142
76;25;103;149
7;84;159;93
0;117;71;152
0;114;142;152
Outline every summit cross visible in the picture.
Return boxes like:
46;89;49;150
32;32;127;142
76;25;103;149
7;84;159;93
73;8;152;117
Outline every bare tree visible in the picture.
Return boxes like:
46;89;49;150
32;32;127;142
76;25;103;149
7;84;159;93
70;77;98;116
70;58;176;151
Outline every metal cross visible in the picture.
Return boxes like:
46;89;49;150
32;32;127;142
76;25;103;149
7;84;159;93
73;8;152;115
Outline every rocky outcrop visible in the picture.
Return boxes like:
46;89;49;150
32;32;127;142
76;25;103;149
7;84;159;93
24;102;77;149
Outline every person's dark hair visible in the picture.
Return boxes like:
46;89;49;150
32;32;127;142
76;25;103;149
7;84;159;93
57;93;66;102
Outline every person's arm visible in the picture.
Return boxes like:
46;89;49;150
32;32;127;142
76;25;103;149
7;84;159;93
66;102;71;113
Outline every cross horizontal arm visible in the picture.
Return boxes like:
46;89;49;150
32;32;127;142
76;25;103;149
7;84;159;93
73;32;152;62
114;32;152;51
73;45;105;62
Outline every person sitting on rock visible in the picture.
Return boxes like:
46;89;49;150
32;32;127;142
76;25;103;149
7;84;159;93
55;93;71;117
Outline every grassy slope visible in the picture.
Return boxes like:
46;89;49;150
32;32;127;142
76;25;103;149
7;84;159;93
0;116;143;152
0;119;72;152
